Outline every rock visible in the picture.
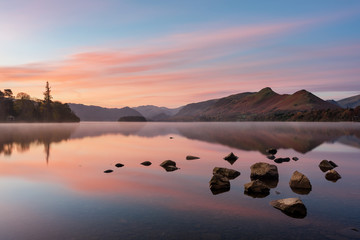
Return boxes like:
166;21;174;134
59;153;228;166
266;148;277;155
329;160;338;168
292;157;299;161
289;171;312;194
104;169;113;173
209;174;230;195
267;155;275;160
274;157;290;164
160;160;179;172
186;155;200;160
141;161;152;166
169;137;173;139
250;162;279;180
319;160;335;172
115;163;124;168
213;167;240;180
275;191;281;195
244;179;270;198
270;198;307;218
325;169;341;182
223;152;238;165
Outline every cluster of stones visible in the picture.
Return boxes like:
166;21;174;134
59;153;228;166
266;148;299;163
319;160;341;182
103;153;202;173
209;166;240;195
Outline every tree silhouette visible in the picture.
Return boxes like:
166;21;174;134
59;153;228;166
43;82;53;121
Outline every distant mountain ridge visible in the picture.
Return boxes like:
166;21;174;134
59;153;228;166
171;87;341;121
68;103;143;121
68;88;360;122
133;105;182;121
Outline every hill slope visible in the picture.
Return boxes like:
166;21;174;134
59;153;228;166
172;87;341;121
68;103;143;121
337;94;360;108
133;105;181;121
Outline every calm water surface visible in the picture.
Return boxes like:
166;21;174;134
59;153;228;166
0;122;359;240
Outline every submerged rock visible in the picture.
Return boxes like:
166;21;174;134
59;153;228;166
115;163;124;168
213;167;240;180
266;148;277;155
319;160;335;172
274;157;290;164
267;155;275;160
250;162;279;180
160;160;179;172
244;179;270;198
186;155;200;160
325;169;342;182
292;157;299;161
141;161;152;166
209;174;230;195
289;171;312;194
270;198;307;218
104;169;113;173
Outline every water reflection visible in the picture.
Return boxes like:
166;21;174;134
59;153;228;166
0;123;78;163
0;122;360;239
2;122;360;159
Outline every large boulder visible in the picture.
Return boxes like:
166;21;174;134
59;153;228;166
270;198;307;218
209;174;230;195
160;160;179;172
319;160;336;172
213;167;240;180
289;171;312;194
250;162;279;180
325;169;341;182
244;179;270;198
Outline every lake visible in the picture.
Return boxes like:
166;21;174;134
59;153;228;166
0;122;359;240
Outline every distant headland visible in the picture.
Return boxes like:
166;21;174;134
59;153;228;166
0;82;79;122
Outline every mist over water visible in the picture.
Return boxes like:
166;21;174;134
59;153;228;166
0;122;359;239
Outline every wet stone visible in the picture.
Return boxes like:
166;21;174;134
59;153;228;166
325;169;341;182
319;160;335;172
244;179;270;198
270;198;307;219
104;169;113;173
186;155;200;160
289;171;312;195
213;167;240;180
266;148;277;155
115;163;124;168
141;161;152;166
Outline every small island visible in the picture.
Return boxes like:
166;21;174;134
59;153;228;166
0;82;79;122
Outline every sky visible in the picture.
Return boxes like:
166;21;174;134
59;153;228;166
0;0;360;108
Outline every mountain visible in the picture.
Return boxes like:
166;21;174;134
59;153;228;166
133;105;182;121
68;103;143;121
172;87;342;121
336;94;360;108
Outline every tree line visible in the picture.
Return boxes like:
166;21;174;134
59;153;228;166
0;82;79;122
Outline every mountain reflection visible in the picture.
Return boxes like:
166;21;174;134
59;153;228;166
1;122;360;161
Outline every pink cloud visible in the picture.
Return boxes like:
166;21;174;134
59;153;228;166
0;16;359;107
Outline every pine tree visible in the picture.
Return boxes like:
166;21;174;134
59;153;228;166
43;81;53;121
